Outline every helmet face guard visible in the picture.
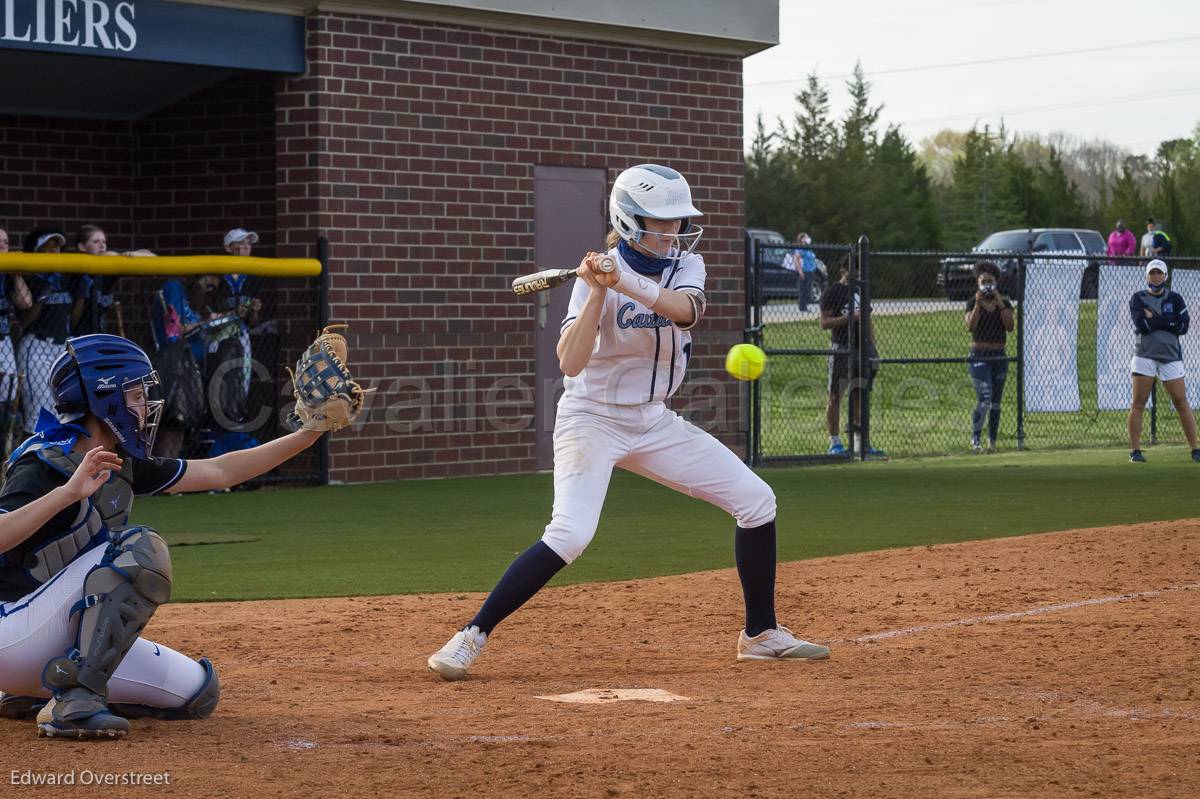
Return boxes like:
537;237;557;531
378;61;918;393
118;371;164;458
635;222;704;261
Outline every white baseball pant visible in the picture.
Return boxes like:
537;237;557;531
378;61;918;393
542;396;776;564
0;543;207;706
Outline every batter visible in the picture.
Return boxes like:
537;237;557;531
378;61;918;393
428;164;830;680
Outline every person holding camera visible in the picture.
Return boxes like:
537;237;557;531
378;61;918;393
965;261;1014;452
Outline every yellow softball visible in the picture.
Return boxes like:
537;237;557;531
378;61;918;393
725;343;766;381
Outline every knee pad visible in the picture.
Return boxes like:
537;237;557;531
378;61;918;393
109;657;220;721
42;527;173;699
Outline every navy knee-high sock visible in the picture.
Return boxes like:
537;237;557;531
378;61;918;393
469;541;567;635
735;521;778;637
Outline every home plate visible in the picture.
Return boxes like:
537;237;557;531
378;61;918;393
535;688;690;704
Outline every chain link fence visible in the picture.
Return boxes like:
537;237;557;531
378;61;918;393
748;238;1200;462
0;264;323;485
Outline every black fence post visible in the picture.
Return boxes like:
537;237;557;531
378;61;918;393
751;240;764;467
739;233;748;463
846;240;863;460
1015;255;1026;450
857;235;871;460
317;235;331;486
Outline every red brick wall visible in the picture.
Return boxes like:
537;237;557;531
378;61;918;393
276;12;746;483
0;117;135;250
0;73;279;256
134;74;278;255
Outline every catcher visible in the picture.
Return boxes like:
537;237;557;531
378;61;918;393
0;327;364;739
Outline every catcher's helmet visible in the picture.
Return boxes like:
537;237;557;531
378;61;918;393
50;334;163;460
609;164;703;260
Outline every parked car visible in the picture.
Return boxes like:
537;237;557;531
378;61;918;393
745;228;827;304
938;228;1107;301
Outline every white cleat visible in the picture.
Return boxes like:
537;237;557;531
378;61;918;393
428;625;487;681
737;625;830;661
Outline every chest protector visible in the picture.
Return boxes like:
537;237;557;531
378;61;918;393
7;444;134;585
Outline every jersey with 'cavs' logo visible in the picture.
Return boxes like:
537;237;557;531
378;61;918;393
559;247;706;406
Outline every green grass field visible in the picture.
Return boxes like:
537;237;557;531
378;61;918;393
141;446;1199;602
758;300;1191;458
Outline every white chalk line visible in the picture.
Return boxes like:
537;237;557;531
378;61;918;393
834;582;1200;644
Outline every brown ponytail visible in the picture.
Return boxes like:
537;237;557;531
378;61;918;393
605;230;620;249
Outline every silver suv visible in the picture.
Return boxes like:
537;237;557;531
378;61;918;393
938;228;1107;300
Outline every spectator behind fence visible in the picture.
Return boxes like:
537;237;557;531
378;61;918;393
16;228;80;435
1150;221;1173;257
965;261;1014;453
783;232;818;312
1141;219;1156;257
819;265;887;459
1107;220;1137;257
1127;260;1198;463
0;228;33;447
73;224;157;335
151;278;207;459
193;229;265;449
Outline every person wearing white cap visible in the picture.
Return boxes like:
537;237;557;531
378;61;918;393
1127;259;1199;463
16;227;82;435
200;229;264;438
223;228;259;254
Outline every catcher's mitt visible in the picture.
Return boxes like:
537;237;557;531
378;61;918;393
287;324;368;432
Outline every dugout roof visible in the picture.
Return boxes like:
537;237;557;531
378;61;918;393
0;0;776;119
0;0;306;119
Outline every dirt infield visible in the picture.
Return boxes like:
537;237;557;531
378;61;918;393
4;520;1199;798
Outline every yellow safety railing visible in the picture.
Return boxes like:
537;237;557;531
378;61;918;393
0;253;322;277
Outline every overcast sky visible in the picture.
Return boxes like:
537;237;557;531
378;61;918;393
744;0;1200;156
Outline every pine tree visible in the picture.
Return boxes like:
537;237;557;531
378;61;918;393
1103;157;1151;246
791;71;834;163
1005;147;1043;228
826;62;882;241
872;127;941;250
745;114;777;229
942;127;1023;249
1034;147;1089;228
1151;138;1196;255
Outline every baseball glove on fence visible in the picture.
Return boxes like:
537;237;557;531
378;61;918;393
287;324;368;432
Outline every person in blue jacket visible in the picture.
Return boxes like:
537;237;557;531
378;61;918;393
1127;260;1198;463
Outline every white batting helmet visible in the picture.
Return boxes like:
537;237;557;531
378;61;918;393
609;164;703;260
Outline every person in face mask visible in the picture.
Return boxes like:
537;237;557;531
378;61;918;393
1127;260;1198;463
1107;220;1136;257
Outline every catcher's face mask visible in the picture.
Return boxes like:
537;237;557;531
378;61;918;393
121;375;164;456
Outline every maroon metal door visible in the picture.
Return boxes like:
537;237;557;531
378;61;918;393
533;166;606;469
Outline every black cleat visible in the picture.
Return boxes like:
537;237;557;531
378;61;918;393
37;712;129;740
1129;450;1147;463
35;698;130;740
